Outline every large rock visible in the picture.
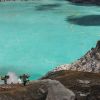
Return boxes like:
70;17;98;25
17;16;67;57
46;80;75;100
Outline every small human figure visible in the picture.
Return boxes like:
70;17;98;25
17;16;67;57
1;75;9;84
19;74;30;86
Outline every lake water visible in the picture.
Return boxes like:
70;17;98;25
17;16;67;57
0;0;99;79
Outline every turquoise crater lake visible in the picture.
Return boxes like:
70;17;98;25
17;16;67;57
0;0;99;79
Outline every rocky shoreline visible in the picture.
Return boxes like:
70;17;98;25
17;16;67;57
45;41;100;75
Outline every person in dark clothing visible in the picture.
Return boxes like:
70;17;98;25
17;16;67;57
1;75;9;84
19;74;30;86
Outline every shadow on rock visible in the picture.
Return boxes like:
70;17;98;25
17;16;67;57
66;0;100;6
35;4;61;11
67;15;100;26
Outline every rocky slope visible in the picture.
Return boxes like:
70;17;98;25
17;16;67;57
49;41;100;73
42;70;100;100
68;41;100;72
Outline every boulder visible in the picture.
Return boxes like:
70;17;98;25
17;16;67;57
46;80;75;100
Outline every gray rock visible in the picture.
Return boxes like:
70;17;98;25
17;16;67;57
46;80;75;100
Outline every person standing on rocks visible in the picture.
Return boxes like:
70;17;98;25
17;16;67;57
19;74;30;86
1;75;9;84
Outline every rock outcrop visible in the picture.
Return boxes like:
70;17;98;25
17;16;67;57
45;80;75;100
48;41;100;73
66;41;100;73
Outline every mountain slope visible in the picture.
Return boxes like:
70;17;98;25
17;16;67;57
52;41;100;73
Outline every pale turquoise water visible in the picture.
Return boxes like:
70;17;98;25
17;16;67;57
0;0;99;79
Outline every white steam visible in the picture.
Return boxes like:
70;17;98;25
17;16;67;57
7;72;22;84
